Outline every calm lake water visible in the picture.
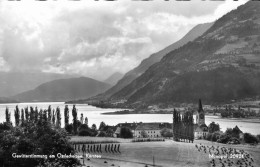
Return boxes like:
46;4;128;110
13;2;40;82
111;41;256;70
0;102;259;135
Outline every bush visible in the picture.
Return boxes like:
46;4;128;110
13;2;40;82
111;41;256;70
206;133;211;140
217;134;231;144
257;134;260;141
78;129;92;136
160;128;173;138
244;133;259;144
97;131;107;137
65;124;73;134
228;137;240;144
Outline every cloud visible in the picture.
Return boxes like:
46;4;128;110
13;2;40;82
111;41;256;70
0;0;247;80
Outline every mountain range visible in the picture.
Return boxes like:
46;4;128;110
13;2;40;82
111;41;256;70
0;72;79;97
12;77;111;102
110;1;260;106
91;22;213;100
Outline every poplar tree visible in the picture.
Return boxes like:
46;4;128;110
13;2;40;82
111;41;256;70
56;107;61;128
21;108;25;126
43;109;48;122
64;105;69;126
35;107;39;123
25;107;29;121
14;105;20;126
5;107;10;123
72;105;78;134
30;107;34;122
48;105;52;122
52;109;56;125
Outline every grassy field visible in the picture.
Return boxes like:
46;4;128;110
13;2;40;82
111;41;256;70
71;138;260;167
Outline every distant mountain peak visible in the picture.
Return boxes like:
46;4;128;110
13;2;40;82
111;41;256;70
103;72;124;86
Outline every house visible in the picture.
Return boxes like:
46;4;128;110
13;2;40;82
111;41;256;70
134;123;162;138
194;124;208;139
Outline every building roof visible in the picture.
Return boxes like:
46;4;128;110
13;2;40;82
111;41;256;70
198;99;204;113
136;123;161;131
200;124;208;128
194;123;208;132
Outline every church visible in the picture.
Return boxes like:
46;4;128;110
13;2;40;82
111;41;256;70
194;99;209;139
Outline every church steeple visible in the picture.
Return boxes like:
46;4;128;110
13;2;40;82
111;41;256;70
198;99;203;113
197;99;205;125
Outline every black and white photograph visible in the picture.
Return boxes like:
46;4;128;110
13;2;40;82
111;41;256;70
0;0;260;166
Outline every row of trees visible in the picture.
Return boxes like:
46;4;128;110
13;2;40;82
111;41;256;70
216;106;259;118
6;105;62;128
5;105;94;137
173;109;194;142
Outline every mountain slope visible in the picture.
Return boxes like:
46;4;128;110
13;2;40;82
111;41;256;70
13;77;111;102
95;22;213;99
0;97;18;103
103;72;124;86
111;1;260;105
0;72;78;97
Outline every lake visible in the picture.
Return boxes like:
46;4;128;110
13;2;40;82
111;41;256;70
0;102;260;135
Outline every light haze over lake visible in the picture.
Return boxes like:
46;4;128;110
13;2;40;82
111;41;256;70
0;102;259;135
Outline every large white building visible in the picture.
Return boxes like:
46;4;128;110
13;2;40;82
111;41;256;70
134;123;172;138
134;123;162;138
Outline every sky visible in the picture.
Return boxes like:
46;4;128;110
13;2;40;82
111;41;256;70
0;0;247;81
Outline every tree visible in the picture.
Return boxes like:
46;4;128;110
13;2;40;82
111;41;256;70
34;107;39;123
141;130;148;138
120;127;133;138
56;107;61;128
43;110;48;122
14;105;20;126
78;124;92;136
106;128;114;137
5;107;10;123
99;121;106;131
29;107;34;122
244;133;259;144
64;105;69;126
47;105;52;122
225;128;233;136
208;122;220;133
21;109;25;126
160;128;173;138
91;124;97;131
52;109;56;125
72;105;78;135
80;113;84;124
65;124;73;134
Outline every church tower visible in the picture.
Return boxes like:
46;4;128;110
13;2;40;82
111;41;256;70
196;99;205;125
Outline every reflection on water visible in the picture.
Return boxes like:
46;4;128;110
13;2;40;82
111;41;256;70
0;102;259;135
